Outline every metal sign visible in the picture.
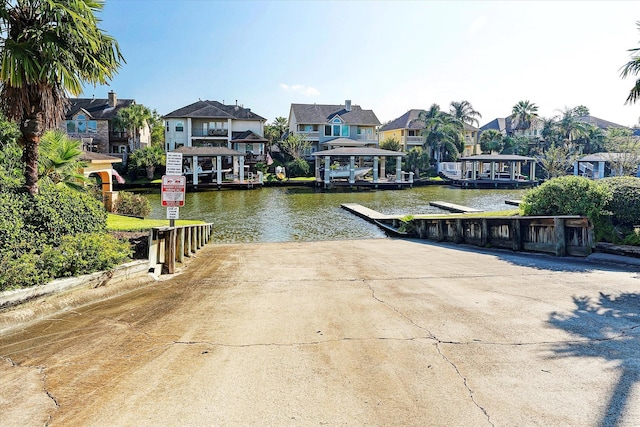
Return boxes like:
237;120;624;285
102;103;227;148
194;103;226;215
165;152;183;176
161;175;186;207
166;206;179;219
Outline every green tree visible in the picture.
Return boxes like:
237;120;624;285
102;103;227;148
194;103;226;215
0;113;22;188
380;136;401;152
280;132;311;160
403;147;430;177
417;104;464;162
38;130;87;190
573;105;590;117
510;100;539;134
556;107;589;144
537;142;579;179
604;130;640;176
0;0;123;194
113;104;152;151
449;100;482;127
502;136;530;155
620;21;640;104
148;110;165;147
479;129;504;153
129;145;165;179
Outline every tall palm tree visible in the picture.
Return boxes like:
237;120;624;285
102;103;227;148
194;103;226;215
510;100;539;135
0;0;124;194
417;104;464;162
449;100;482;127
479;129;504;154
556;107;589;144
620;21;640;104
114;104;152;151
129;145;165;180
272;116;288;139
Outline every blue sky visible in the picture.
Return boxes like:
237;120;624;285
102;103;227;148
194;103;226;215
83;0;640;127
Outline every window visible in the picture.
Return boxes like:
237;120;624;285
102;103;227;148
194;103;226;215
66;115;96;134
324;124;349;137
175;121;184;132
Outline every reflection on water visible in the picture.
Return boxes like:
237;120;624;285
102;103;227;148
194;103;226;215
144;186;527;243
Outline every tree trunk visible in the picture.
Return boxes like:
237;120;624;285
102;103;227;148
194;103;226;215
146;166;155;180
21;113;44;194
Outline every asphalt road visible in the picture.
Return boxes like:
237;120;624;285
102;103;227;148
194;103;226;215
1;239;640;426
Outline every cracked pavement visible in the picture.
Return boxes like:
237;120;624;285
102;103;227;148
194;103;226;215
1;239;640;426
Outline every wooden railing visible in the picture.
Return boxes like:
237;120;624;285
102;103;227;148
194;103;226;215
402;216;594;257
148;223;214;275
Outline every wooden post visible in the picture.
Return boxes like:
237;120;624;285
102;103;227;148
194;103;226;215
177;227;185;263
480;219;488;247
455;219;464;243
554;217;566;256
512;219;522;251
436;220;444;241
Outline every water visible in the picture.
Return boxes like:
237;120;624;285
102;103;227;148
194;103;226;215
143;185;527;243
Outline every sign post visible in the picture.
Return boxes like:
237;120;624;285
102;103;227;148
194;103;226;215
163;152;184;227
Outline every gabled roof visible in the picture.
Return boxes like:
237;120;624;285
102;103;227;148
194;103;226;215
480;117;510;134
172;146;244;157
379;109;425;131
231;130;268;142
65;98;135;120
380;109;480;132
290;103;380;126
164;100;266;121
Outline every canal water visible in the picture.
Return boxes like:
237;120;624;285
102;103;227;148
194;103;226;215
144;186;528;243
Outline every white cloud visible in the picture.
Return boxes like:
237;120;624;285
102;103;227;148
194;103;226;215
280;83;320;96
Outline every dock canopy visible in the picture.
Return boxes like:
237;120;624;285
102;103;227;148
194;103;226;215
172;146;248;185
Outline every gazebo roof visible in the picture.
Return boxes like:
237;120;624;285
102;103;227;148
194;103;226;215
80;151;122;164
172;146;244;157
578;152;623;162
459;154;534;162
312;147;406;157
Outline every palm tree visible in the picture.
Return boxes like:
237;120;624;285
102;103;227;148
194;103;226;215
129;145;165;180
417;104;464;162
114;104;152;151
479;129;504;154
38;130;87;190
403;147;430;177
0;0;124;194
556;107;589;144
620;21;640;104
449;100;482;127
272;117;288;139
510;100;539;135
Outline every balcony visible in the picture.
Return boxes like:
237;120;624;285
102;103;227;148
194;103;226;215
110;131;129;142
299;131;319;141
406;136;423;145
192;129;228;137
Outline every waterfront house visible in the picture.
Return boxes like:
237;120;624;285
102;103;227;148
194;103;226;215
378;109;480;156
63;91;151;163
164;100;268;169
287;100;381;157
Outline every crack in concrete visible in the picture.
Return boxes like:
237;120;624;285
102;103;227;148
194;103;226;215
363;279;493;426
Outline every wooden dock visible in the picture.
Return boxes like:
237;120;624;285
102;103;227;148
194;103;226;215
505;199;522;206
429;201;482;213
340;203;402;222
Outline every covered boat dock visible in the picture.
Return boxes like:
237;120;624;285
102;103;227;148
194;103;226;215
312;146;411;189
444;154;538;189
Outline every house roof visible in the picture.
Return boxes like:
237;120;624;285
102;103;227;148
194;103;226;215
164;100;266;121
459;154;535;162
172;146;244;157
231;130;268;143
65;97;135;120
575;115;627;129
312;147;405;157
379;109;424;131
480;117;511;134
79;151;122;163
290;103;380;126
379;109;480;132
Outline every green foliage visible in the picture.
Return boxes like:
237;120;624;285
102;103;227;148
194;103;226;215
40;233;131;278
520;176;611;222
0;251;51;291
281;133;311;160
286;158;310;177
129;145;165;179
380;137;401;152
600;176;640;226
38;129;87;190
398;215;416;234
479;129;504;153
0;139;24;189
113;191;151;217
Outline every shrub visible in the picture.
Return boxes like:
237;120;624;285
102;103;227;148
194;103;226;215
0;251;53;291
40;233;131;278
520;176;611;221
599;176;640;226
286;158;310;177
0;190;29;249
114;191;151;217
25;185;107;246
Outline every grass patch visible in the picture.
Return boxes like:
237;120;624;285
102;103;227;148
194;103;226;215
107;214;204;232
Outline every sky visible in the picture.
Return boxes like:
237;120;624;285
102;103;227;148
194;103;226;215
82;0;640;128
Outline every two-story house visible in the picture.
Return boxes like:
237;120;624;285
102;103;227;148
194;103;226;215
378;109;480;156
163;100;267;164
63;90;151;162
288;100;381;156
480;116;544;140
